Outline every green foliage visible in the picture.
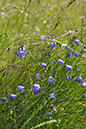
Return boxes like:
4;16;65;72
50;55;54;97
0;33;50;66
0;0;86;129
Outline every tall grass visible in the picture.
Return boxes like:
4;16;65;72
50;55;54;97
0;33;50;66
0;0;86;128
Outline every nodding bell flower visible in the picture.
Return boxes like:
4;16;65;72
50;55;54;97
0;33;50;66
65;65;73;71
17;86;25;92
39;36;46;41
33;84;40;94
53;34;57;38
1;98;7;102
76;76;83;83
81;82;86;88
74;53;79;57
50;92;55;98
58;59;64;65
41;63;47;69
46;112;52;115
52;60;56;64
12;65;18;68
48;76;55;84
74;39;80;45
34;73;40;78
10;94;17;100
67;76;72;81
67;52;72;58
3;70;7;76
18;47;26;58
50;42;56;48
1;12;6;16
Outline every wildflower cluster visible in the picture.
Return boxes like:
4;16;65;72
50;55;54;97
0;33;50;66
1;37;85;118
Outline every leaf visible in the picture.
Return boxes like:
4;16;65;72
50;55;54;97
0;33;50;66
31;120;57;129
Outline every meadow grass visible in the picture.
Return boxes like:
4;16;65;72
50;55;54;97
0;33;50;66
0;0;86;128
